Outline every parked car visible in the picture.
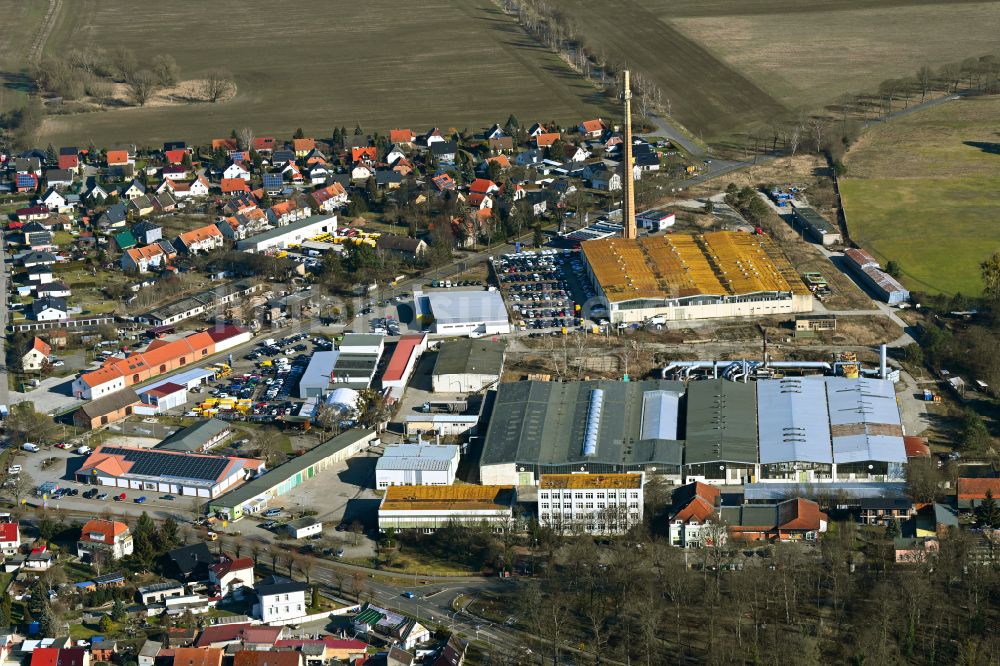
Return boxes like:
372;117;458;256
114;493;126;501
7;465;21;475
83;489;98;499
96;493;109;500
134;496;146;504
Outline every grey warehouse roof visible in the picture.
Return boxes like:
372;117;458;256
684;379;758;465
826;377;907;464
156;418;230;452
757;378;832;464
377;443;458;472
425;290;508;326
299;351;339;391
481;379;686;469
433;339;505;377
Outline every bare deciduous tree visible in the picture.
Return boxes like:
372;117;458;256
151;54;181;87
127;69;159;107
201;69;235;103
236;126;254;152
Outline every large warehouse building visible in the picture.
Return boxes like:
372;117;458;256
479;379;686;486
580;231;813;323
209;429;377;520
431;338;505;393
414;290;510;336
76;446;264;498
479;376;907;487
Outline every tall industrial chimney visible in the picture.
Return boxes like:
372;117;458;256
622;70;637;240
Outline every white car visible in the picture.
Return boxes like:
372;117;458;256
7;465;21;475
51;361;65;367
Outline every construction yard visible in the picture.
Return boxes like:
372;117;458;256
841;94;1000;296
36;0;615;145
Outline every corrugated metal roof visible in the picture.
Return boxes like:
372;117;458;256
640;390;682;441
433;338;505;376
757;378;832;464
481;379;685;469
684;379;758;465
426;290;508;325
826;377;907;463
299;351;338;392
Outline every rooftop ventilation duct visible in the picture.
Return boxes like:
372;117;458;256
582;388;603;457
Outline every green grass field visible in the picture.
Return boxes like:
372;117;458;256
840;96;1000;296
36;0;615;146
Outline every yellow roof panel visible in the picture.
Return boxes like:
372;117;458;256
380;485;515;511
581;232;808;301
539;473;643;489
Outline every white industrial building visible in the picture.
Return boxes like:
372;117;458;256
375;443;460;488
286;517;323;539
537;473;644;535
431;338;505;393
235;214;337;253
381;334;428;396
404;414;479;437
298;340;383;397
378;485;516;531
414;289;510;336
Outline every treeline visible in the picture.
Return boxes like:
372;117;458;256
489;532;1000;666
499;0;666;118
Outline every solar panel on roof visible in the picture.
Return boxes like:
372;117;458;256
100;447;229;481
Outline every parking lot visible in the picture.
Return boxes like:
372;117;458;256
491;249;602;333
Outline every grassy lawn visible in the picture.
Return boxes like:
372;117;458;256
841;95;1000;296
37;0;615;146
0;0;48;113
69;622;103;641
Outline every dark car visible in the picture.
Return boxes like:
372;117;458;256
83;488;99;499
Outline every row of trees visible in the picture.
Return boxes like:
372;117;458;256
499;0;666;117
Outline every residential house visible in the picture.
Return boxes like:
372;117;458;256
432;173;456;192
430;141;458;163
469;178;499;196
376;235;427;259
15;173;38;193
164;542;216;582
526;122;546;137
421;127;445;146
958;477;1000;510
15;157;42;176
350;164;372;181
895;536;940;563
57;147;80;171
208;553;254;599
292;138;316;157
112;230;138;253
22;337;51;371
579;119;606;138
45;169;74;189
39;188;67;212
21;250;56;268
98;203;128;230
132;221;162;245
221;179;250;194
385;145;406;165
352;146;378;164
211;138;239;154
27;264;53;284
77;519;133;560
515;149;544;167
153;192;177;213
253;137;276;153
30;647;90;666
309;182;348;213
161;165;189;181
175;225;225;254
223;162;251;181
73;388;141;429
587;164;621;191
233;652;302;666
568;145;591;162
271;149;296;166
128;195;155;218
106;150;133;167
535;132;561;148
0;521;20;557
15;205;51;223
36;282;71;298
721;499;829;543
166;175;211;199
164;149;189;165
122;245;168;273
32;297;68;321
22;221;54;250
267;198;312;226
120;180;146;201
484;123;506;140
252;575;308;623
195;624;284;649
281;163;304;184
432;636;468;666
667;482;722;548
262;173;284;195
487;136;514;154
305;164;329;185
858;498;916;526
390;129;415;146
914;503;959;538
375;170;402;189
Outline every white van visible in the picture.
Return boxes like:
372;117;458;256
22;443;39;453
76;446;92;456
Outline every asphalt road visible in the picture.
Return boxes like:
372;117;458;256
0;231;8;410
